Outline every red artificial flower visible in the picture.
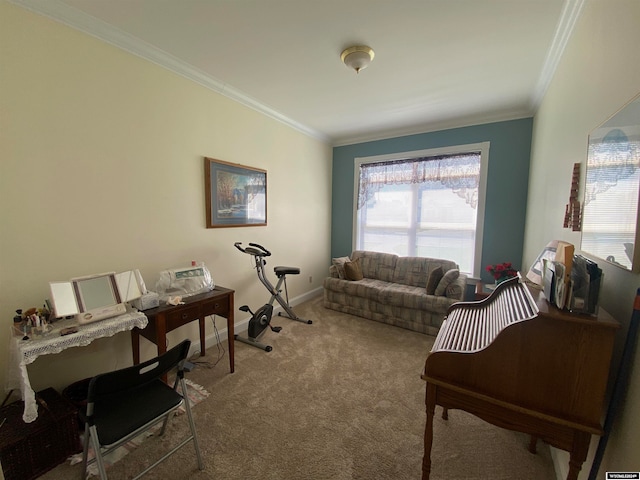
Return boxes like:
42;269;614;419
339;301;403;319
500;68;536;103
485;262;518;281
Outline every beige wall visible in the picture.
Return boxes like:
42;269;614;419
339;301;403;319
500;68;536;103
0;2;332;392
524;0;640;477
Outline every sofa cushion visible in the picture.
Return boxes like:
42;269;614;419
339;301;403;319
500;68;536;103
344;259;364;280
351;251;398;282
445;282;463;299
332;256;351;279
323;277;390;300
435;268;460;296
376;283;455;314
393;256;430;288
426;266;444;295
391;256;459;287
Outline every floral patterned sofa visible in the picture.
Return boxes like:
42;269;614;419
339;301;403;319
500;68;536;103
323;250;467;336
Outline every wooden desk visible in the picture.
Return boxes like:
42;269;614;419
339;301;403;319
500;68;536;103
131;286;235;373
422;282;619;480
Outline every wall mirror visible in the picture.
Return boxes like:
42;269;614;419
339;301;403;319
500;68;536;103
581;92;640;272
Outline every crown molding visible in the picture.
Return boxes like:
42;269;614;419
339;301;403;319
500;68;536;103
332;110;534;148
9;0;331;144
11;0;581;148
530;0;586;111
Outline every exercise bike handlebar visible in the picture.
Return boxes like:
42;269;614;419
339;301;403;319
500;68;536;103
234;241;271;257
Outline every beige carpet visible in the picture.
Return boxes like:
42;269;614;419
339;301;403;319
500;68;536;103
40;295;556;480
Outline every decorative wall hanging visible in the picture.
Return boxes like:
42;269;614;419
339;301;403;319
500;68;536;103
204;157;267;228
563;162;582;231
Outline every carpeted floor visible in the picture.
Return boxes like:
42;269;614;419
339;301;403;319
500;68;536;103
40;295;556;479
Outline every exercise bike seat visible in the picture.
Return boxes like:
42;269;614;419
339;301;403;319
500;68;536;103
274;266;300;277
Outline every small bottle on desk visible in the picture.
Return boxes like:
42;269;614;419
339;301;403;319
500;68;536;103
12;310;24;337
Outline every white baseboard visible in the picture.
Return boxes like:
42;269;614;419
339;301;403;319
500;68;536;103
189;287;323;356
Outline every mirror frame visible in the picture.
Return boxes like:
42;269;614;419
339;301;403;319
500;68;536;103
580;92;640;273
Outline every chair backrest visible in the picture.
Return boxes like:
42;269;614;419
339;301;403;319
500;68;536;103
87;339;191;402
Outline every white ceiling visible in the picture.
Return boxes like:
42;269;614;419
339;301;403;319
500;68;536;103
13;0;584;146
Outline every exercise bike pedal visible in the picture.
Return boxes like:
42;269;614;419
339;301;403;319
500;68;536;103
234;334;273;352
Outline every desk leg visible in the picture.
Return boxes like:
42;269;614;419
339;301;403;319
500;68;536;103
131;329;140;365
422;383;436;480
156;312;168;357
198;316;206;356
567;432;590;480
228;296;235;373
154;312;168;383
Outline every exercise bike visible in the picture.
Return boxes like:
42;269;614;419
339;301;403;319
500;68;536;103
234;242;312;352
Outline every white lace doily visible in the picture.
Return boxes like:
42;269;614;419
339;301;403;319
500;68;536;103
6;311;148;423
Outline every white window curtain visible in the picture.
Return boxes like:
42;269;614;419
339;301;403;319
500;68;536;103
357;153;481;209
355;152;481;272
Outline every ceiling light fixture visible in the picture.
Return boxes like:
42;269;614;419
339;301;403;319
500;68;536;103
341;46;375;74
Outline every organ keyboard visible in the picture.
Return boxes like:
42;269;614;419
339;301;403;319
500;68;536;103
421;275;619;480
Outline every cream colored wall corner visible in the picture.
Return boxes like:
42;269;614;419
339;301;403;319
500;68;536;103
523;0;640;478
0;1;332;393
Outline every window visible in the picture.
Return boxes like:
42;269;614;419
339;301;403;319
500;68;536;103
354;143;489;275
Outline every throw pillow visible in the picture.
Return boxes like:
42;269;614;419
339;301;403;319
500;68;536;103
332;256;351;279
435;268;460;296
445;283;463;299
426;266;444;295
344;259;364;281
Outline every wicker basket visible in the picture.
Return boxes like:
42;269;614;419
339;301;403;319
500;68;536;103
62;377;91;429
0;388;81;480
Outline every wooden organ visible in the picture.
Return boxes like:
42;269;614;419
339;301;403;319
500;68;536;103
421;276;619;480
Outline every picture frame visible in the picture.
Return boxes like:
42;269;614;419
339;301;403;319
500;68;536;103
204;157;267;228
580;92;640;272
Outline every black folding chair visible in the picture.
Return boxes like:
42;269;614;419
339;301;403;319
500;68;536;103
80;339;204;479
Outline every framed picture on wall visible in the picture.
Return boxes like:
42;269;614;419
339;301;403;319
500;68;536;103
204;157;267;228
